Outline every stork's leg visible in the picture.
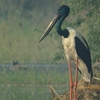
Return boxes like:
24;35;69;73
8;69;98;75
74;59;78;100
68;61;73;100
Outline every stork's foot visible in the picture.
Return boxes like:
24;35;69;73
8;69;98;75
69;83;73;100
73;82;77;100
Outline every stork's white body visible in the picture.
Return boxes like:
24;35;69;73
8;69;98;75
62;27;91;82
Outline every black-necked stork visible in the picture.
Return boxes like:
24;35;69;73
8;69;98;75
39;5;93;100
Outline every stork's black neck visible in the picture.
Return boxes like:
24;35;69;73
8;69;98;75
56;15;69;38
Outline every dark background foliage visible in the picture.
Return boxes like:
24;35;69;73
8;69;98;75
0;0;99;63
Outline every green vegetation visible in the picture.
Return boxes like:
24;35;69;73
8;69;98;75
0;0;62;63
0;64;71;100
0;0;99;63
0;64;69;84
0;64;82;100
0;1;99;99
0;1;99;100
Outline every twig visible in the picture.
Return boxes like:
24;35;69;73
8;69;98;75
49;85;62;100
49;86;55;99
93;77;100;81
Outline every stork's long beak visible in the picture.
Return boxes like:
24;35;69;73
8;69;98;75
39;14;60;42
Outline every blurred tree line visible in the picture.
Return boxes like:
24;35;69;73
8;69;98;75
0;0;61;28
0;0;99;63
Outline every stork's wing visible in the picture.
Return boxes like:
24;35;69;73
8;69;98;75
75;36;92;74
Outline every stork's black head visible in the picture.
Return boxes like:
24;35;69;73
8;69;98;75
39;5;70;42
57;5;70;18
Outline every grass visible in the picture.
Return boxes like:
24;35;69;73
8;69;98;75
0;64;71;100
0;64;69;84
